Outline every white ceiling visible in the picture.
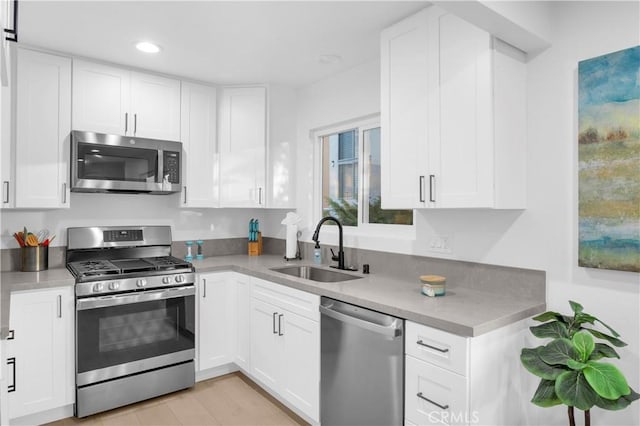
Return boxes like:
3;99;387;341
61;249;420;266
18;1;428;88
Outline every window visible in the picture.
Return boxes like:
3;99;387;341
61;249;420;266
319;120;413;228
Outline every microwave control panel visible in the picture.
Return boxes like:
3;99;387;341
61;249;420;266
163;151;180;184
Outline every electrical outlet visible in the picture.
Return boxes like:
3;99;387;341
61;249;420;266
428;234;452;253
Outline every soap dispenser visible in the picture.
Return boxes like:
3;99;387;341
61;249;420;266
313;242;322;264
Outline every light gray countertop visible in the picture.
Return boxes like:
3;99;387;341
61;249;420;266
1;254;546;339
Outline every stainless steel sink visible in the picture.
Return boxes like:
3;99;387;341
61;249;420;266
270;266;362;283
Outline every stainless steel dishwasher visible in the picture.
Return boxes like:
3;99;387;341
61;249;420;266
320;297;404;426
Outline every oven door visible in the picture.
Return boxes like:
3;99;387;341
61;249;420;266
76;286;195;386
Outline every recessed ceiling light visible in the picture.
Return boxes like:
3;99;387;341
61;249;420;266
136;42;161;54
318;54;342;65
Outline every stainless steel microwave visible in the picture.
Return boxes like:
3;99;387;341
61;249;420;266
70;131;182;194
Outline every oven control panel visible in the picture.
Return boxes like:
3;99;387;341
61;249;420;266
78;273;195;297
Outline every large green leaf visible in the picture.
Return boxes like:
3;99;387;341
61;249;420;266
539;338;577;366
583;361;630;400
531;379;562;407
532;311;564;323
572;332;595;362
521;347;566;380
555;370;598;411
569;301;584;314
530;322;569;339
589;343;620;361
585;329;627;347
567;359;588;370
594;388;640;411
594;318;621;338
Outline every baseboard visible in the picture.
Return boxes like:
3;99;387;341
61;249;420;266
195;363;239;382
9;404;73;426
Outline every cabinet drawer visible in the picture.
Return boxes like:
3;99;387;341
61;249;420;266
251;277;319;321
405;355;469;426
406;321;469;376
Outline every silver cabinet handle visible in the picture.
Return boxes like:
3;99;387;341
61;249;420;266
417;340;449;353
62;183;67;204
57;295;62;318
125;112;129;134
3;181;9;203
183;186;187;204
278;313;284;336
258;187;262;205
417;392;449;410
419;176;425;202
202;278;207;298
272;312;278;334
134;113;137;135
7;357;16;392
429;175;435;202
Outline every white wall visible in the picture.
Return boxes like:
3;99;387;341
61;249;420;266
294;2;640;425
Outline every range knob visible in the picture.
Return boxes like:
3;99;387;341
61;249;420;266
175;275;185;284
93;282;104;293
162;276;172;284
136;279;147;288
108;281;120;291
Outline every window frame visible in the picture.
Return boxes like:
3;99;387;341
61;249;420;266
312;114;416;239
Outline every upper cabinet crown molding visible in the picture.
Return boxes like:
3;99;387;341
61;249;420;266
433;0;552;56
72;59;181;140
381;6;526;210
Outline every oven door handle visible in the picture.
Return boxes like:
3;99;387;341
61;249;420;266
76;286;195;311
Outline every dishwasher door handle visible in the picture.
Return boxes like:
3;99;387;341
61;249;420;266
320;305;402;337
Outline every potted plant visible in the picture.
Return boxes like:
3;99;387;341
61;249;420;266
520;301;639;426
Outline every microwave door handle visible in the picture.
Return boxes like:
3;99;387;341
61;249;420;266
158;150;164;184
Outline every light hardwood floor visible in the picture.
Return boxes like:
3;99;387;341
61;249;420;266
47;373;308;426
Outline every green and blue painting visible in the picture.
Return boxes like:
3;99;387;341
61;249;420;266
578;45;640;272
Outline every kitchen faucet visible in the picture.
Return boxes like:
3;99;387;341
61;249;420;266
312;216;354;270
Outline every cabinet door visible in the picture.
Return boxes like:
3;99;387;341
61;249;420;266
249;297;280;391
219;87;266;207
15;48;71;208
7;287;74;419
130;71;181;140
405;355;469;426
72;60;130;135
380;8;432;209
1;45;14;208
233;274;251;371
198;273;234;371
280;311;319;422
433;13;493;208
180;82;217;207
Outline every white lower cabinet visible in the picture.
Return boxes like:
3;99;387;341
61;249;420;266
197;272;235;370
6;287;74;421
233;273;251;371
405;320;528;426
250;277;320;422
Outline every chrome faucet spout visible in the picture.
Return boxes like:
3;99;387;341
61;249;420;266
312;216;346;270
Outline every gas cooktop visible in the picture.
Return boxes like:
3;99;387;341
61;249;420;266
68;256;192;280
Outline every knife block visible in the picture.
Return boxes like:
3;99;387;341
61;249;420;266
248;232;263;256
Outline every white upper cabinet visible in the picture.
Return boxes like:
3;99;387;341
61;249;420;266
130;72;181;140
72;60;181;140
71;60;129;136
180;81;217;207
381;6;526;209
14;48;71;208
218;86;267;207
380;9;431;209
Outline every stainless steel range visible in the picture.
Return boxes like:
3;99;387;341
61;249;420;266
66;226;196;418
